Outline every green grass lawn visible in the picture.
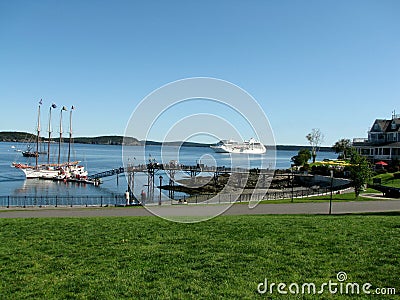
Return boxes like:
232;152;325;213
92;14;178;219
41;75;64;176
0;215;399;299
372;173;400;188
242;191;384;205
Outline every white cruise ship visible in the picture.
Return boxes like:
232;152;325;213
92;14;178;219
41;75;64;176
210;138;266;154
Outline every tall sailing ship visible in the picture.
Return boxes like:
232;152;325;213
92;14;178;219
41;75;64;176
12;101;97;184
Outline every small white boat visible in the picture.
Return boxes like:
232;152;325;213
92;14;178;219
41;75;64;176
210;138;266;154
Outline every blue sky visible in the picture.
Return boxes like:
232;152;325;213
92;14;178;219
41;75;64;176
0;0;399;146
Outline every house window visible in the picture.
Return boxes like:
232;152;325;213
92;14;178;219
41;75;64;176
371;133;383;142
361;149;369;155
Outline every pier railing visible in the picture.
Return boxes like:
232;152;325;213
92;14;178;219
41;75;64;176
0;195;125;208
171;184;352;204
0;184;351;208
88;164;273;180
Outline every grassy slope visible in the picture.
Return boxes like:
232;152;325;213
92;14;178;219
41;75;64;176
373;173;400;188
220;191;385;205
0;215;399;299
255;192;380;204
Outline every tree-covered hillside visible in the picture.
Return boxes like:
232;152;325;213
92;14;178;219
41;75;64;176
0;132;140;145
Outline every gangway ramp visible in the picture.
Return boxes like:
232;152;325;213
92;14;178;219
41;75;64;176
88;167;125;180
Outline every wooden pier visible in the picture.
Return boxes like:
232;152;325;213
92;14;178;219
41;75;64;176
88;161;274;202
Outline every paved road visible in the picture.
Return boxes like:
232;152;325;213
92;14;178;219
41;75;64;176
0;199;399;219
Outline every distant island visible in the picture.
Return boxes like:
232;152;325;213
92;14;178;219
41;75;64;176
0;131;334;151
0;131;209;147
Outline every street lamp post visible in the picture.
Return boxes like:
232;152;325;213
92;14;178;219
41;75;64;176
329;169;334;215
291;167;294;203
159;175;163;205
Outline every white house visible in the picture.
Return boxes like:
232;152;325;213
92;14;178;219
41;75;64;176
353;114;400;163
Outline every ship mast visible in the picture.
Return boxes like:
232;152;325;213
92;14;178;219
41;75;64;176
47;103;56;164
58;106;67;165
36;100;42;168
67;106;74;164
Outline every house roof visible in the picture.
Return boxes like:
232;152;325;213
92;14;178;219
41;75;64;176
354;141;400;148
381;142;400;148
370;118;400;133
387;118;400;132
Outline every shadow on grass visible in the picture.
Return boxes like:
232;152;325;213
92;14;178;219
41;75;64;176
339;211;400;216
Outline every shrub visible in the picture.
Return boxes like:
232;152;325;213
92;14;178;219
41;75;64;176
301;163;310;172
375;169;388;175
311;165;329;176
388;159;400;173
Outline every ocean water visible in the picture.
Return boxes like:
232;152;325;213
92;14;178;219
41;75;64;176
0;142;337;198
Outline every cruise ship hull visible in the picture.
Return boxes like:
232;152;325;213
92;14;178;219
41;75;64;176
210;138;266;154
211;146;266;154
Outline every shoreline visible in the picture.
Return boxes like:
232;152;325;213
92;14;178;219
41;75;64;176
0;133;335;151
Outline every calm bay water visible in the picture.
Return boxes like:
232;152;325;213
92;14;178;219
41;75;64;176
0;142;337;198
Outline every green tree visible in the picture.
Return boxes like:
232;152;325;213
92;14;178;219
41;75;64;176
291;148;311;167
332;138;352;159
348;148;373;198
306;128;324;163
